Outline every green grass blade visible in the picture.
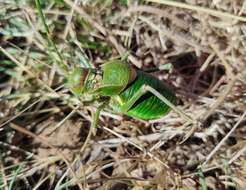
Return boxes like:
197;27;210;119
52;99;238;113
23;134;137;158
35;0;68;74
198;167;208;190
8;164;24;190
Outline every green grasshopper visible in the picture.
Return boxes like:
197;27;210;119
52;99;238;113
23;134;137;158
34;0;196;147
66;59;177;122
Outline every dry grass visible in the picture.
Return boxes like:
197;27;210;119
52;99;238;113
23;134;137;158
0;0;245;189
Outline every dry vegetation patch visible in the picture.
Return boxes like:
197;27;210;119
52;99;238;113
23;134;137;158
0;0;245;189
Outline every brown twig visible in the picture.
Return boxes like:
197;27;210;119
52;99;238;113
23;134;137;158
202;111;246;166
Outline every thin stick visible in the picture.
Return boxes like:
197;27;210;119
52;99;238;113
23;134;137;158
63;0;79;39
146;0;246;22
202;111;246;166
228;144;246;164
0;162;8;190
200;53;215;72
102;126;171;169
48;106;78;135
24;8;71;16
0;99;41;129
32;172;55;190
0;46;35;77
202;44;236;121
64;0;107;35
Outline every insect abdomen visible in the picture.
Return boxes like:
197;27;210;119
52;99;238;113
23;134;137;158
118;70;176;120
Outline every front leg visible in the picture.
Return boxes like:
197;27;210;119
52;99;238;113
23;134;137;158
80;100;109;153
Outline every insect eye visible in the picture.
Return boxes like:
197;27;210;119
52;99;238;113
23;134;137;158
66;67;89;96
